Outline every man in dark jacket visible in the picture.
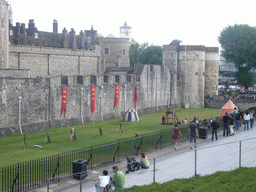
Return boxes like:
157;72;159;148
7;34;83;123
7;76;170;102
211;118;219;141
223;112;230;137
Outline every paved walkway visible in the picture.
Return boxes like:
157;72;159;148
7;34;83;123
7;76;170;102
32;125;256;192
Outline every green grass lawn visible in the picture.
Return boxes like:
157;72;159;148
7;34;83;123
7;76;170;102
0;108;220;168
121;167;256;192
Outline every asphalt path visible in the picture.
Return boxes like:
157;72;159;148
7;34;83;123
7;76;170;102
62;126;256;192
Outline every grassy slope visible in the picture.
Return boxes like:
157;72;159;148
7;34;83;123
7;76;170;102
0;108;220;167
121;167;256;192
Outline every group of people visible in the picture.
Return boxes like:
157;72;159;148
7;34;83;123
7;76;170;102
93;153;150;191
222;107;255;136
172;117;200;150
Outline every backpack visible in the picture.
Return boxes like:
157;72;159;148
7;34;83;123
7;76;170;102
235;113;240;120
250;113;254;119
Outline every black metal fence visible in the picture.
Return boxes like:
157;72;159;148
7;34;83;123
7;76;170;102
0;124;194;192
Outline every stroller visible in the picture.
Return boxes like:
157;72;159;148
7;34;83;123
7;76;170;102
126;155;140;173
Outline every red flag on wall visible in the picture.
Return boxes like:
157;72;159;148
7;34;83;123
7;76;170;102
135;84;138;108
91;86;96;113
113;85;119;109
61;88;67;117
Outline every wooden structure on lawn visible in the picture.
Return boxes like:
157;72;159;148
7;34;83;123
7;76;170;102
164;105;180;125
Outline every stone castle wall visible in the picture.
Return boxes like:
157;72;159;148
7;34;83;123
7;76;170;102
205;50;219;96
7;45;101;78
0;65;170;137
0;1;9;69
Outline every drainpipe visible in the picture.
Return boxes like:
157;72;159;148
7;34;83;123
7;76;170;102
18;96;23;134
81;88;84;124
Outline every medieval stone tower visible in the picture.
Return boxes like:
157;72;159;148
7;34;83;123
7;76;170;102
0;0;9;69
120;22;131;40
163;43;219;108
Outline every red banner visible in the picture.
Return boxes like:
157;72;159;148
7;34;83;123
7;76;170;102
61;88;67;117
113;85;119;109
91;86;96;113
135;84;138;108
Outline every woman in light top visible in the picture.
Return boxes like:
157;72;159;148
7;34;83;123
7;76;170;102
139;153;150;169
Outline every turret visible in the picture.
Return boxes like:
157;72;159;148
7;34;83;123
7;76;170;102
0;0;9;69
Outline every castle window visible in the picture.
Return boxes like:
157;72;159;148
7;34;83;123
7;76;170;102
90;75;97;84
177;74;180;80
171;74;173;80
10;30;13;36
195;72;198;75
127;75;131;82
105;48;110;55
123;49;125;55
115;75;120;83
35;33;38;38
150;65;154;72
77;75;83;84
196;54;199;59
61;76;68;85
87;37;91;42
171;54;173;58
104;75;109;83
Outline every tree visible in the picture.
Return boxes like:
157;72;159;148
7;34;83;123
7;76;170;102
140;45;162;64
234;68;256;89
129;39;162;67
219;24;256;88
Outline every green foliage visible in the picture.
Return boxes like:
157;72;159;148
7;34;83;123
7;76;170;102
140;45;162;65
122;167;256;192
234;68;256;88
219;24;256;69
129;39;162;67
219;24;256;88
0;108;220;167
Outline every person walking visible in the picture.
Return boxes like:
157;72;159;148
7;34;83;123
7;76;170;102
223;112;230;137
235;110;241;130
250;110;255;129
229;114;235;135
244;111;250;131
189;120;199;149
211;118;219;141
172;124;182;150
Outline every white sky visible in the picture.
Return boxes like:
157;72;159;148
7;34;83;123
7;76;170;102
8;0;256;48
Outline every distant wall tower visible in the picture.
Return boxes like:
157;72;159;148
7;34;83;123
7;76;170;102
120;22;131;40
0;0;9;69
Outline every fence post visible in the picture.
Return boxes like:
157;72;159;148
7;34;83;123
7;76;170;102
195;150;197;176
91;146;93;172
239;141;241;167
118;140;120;163
47;179;49;192
58;154;60;182
80;172;82;192
153;158;156;183
141;136;143;154
161;130;162;150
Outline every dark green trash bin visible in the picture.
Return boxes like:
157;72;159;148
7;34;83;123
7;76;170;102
72;159;87;180
199;126;208;139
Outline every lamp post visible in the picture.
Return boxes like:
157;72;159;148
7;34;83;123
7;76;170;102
156;76;159;111
124;84;127;112
101;86;104;121
81;88;84;124
18;96;22;134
